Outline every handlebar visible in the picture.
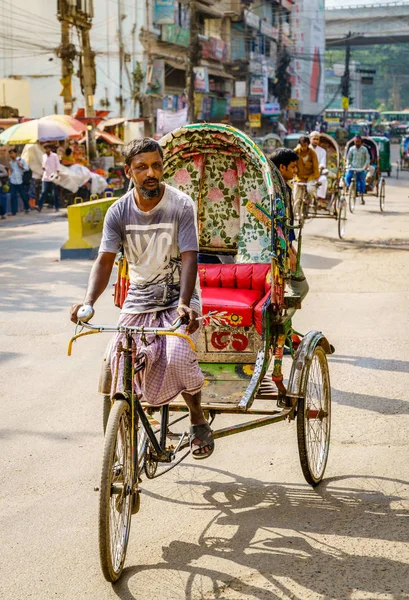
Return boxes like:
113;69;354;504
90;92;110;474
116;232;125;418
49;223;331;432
68;315;195;356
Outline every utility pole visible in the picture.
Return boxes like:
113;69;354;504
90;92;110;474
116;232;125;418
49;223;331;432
117;0;125;116
57;3;76;114
57;0;97;160
187;1;200;123
341;32;351;127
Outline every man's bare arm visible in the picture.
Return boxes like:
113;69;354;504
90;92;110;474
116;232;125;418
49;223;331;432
70;252;116;323
177;250;199;334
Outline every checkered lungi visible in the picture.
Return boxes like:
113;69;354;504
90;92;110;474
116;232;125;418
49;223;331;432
110;308;204;406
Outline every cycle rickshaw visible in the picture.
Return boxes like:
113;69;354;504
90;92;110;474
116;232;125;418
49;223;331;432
344;137;386;213
69;123;333;583
370;135;392;177
294;133;347;239
261;132;282;156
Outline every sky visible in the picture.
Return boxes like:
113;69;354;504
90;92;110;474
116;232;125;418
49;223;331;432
0;0;401;117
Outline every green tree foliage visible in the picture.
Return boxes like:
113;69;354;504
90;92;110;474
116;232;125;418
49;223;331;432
326;44;409;109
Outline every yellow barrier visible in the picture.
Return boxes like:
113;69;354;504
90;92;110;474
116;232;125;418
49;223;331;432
60;196;117;260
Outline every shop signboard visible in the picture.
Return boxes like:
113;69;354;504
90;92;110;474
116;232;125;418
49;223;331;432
194;67;209;93
210;98;228;120
250;75;264;96
201;38;227;62
291;0;325;114
261;100;280;116
161;24;190;47
287;98;299;110
156;107;188;135
249;113;262;128
154;0;174;25
260;20;278;40
244;10;260;30
230;106;247;121
145;59;165;96
230;97;247;108
235;81;247;97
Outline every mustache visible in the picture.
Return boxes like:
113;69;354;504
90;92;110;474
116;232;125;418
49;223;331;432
143;178;160;185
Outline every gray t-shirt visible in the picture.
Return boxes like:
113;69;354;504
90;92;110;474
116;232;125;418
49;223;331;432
99;184;200;314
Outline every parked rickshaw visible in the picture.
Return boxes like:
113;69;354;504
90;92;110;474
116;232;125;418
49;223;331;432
370;136;392;176
261;132;282;156
344;137;386;212
69;123;334;582
397;135;409;177
283;133;302;149
299;133;347;238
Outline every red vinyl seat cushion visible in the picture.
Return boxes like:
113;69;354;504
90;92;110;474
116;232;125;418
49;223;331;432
201;288;264;328
199;264;271;334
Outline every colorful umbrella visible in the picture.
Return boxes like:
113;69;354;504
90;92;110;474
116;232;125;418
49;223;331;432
0;117;81;145
43;114;86;134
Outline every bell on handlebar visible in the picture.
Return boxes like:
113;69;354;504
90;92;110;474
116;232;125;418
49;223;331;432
77;305;95;323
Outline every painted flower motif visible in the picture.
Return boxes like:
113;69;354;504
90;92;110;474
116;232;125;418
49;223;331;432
208;187;224;202
223;169;238;188
236;158;247;177
202;310;229;327
174;168;191;186
249;188;262;203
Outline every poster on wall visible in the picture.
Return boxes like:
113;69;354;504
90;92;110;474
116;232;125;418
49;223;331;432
145;59;165;96
194;67;209;93
291;0;325;115
156;107;188;135
154;0;174;25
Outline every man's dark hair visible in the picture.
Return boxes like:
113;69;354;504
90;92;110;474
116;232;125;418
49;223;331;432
65;147;72;156
299;135;310;144
8;147;17;154
124;137;163;166
270;148;299;169
44;143;52;150
354;135;362;141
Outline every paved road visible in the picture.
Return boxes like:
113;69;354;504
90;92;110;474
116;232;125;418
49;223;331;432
1;154;408;600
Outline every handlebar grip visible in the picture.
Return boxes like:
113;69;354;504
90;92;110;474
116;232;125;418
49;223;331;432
77;305;95;323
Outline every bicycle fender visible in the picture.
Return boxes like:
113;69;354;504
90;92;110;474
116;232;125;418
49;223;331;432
286;330;334;399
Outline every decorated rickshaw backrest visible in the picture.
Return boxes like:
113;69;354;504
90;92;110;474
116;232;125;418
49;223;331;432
160;124;290;272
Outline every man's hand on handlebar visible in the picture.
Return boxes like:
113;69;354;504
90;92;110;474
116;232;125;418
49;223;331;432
70;303;94;324
177;303;199;334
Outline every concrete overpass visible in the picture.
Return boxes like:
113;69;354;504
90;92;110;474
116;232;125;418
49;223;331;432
326;2;409;46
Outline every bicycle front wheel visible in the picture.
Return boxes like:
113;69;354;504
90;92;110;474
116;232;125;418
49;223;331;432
99;400;133;582
348;180;356;213
297;346;331;487
337;197;347;239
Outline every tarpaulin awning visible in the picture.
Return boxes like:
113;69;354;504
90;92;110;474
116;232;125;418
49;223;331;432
97;117;127;131
80;131;124;145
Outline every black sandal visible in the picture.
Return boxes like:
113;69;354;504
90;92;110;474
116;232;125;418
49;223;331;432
190;423;215;460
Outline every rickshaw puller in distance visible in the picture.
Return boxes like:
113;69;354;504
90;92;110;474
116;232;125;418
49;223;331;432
293;136;320;206
345;136;370;205
70;138;214;460
310;133;328;207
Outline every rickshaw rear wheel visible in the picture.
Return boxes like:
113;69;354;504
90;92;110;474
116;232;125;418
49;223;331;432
348;180;356;213
296;346;331;487
103;395;111;434
379;178;386;212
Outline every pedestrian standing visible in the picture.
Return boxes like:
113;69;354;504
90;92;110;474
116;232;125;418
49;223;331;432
38;144;61;212
8;147;30;215
0;162;8;219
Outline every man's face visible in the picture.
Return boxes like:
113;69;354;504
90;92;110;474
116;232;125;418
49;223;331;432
310;135;320;147
45;147;51;155
300;140;309;152
125;150;164;199
9;151;16;160
280;160;298;182
355;138;362;149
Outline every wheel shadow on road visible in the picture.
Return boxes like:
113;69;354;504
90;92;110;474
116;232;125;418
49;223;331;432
112;468;409;600
330;353;409;374
300;252;342;270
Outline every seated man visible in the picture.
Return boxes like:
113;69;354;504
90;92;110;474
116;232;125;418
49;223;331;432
270;148;309;304
70;138;214;459
293;135;320;207
345;136;370;204
310;132;328;206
